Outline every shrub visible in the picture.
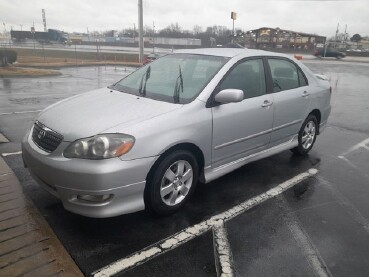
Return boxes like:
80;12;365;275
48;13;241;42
0;49;17;66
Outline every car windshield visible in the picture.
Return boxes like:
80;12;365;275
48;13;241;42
113;54;229;104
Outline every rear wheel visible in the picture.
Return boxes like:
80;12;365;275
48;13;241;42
291;115;318;155
146;150;199;215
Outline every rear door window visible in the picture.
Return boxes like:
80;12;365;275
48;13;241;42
268;59;300;92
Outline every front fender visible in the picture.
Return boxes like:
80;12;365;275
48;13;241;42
107;101;213;167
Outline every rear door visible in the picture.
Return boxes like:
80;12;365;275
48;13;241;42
267;58;311;146
211;58;274;168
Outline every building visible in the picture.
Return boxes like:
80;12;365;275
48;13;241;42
357;40;369;50
238;27;326;50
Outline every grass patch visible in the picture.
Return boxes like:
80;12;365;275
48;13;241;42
0;66;61;77
13;48;140;68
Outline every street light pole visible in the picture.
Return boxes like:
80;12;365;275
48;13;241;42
232;20;235;37
138;0;144;64
231;12;237;43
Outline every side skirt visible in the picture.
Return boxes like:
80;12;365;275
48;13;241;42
204;135;298;183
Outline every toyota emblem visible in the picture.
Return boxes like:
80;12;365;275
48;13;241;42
38;129;46;140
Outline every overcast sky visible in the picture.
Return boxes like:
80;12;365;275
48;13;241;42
1;1;368;37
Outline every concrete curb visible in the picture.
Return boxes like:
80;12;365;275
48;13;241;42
0;157;83;276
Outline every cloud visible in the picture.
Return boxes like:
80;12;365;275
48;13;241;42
1;0;368;37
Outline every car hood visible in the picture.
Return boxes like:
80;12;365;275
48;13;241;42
37;87;181;141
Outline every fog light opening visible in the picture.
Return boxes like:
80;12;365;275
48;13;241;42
77;194;113;203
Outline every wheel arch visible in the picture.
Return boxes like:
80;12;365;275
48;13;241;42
144;142;206;199
309;109;321;134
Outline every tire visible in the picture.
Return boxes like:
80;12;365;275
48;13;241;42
291;115;318;155
145;150;199;215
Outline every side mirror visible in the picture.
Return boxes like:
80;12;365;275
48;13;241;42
214;89;244;104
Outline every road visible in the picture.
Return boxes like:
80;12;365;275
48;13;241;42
1;60;369;276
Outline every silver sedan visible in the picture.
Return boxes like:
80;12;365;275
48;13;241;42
22;48;331;217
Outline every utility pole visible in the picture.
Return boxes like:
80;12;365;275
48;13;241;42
31;22;35;49
335;22;339;43
138;0;144;64
152;21;155;52
42;9;47;32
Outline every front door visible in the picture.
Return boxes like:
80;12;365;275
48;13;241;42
211;58;274;168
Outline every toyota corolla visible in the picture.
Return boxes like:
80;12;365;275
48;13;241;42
22;48;331;218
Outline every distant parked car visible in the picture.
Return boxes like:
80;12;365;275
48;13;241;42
314;48;346;59
22;48;331;218
143;53;163;64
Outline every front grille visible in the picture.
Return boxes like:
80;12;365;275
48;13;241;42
32;121;63;153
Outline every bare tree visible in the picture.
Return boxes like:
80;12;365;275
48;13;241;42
193;25;202;35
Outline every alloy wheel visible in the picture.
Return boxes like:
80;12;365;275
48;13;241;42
160;160;193;206
302;121;316;150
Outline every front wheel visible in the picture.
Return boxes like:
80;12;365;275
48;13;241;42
291;115;318;155
145;150;199;215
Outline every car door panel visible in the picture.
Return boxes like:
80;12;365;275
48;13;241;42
211;58;274;168
270;87;310;146
267;58;311;147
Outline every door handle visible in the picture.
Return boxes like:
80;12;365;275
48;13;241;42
302;91;309;97
261;100;273;108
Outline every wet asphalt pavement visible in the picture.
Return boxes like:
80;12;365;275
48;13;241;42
1;61;369;276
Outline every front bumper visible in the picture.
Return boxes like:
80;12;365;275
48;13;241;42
22;130;158;218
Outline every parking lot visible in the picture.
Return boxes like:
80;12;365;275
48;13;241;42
1;60;369;276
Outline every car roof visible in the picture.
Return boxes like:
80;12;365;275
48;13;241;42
174;48;283;58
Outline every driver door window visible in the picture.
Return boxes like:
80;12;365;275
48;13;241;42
219;59;266;99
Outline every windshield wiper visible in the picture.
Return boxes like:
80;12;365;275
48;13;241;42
139;65;151;97
173;65;184;104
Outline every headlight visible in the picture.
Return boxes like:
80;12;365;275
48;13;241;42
64;134;135;159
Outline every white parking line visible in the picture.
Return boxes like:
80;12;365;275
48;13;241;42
213;222;234;277
317;176;369;233
1;151;22;157
92;168;318;277
338;137;369;158
0;110;42;116
280;196;332;277
337;155;369;180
